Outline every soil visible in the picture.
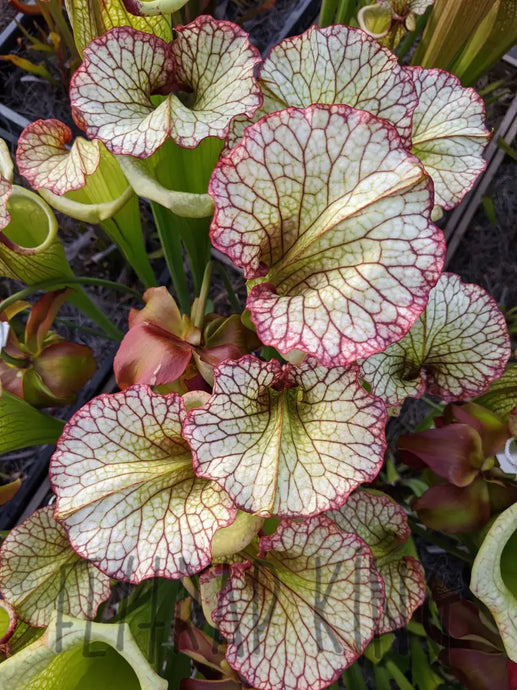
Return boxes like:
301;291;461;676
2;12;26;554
0;1;18;33
447;60;517;310
223;0;319;53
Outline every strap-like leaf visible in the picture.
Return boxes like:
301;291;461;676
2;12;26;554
408;67;489;210
70;17;262;157
361;273;510;405
184;355;387;517
50;385;236;583
326;490;425;634
210;104;444;365
213;516;384;690
0;478;21;507
0;387;64;453
16;120;101;195
259;24;417;144
0;506;111;627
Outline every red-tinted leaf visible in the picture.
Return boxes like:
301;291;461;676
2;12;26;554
175;598;231;678
210;104;443;366
414;479;490;533
407;67;490;210
445;648;509;690
70;18;262;157
0;506;111;627
326;490;425;634
508;660;517;689
50;386;236;583
476;364;517;421
362;273;510;405
213;516;384;690
24;289;70;353
439;599;501;650
184;355;387;517
259;24;417;144
33;340;96;400
16;120;101;195
114;322;193;389
399;424;484;487
128;286;184;334
444;402;510;458
0;363;24;399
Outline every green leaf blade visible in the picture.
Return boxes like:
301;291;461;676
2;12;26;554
0;389;64;453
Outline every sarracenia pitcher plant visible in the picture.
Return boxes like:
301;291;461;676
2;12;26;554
0;14;514;690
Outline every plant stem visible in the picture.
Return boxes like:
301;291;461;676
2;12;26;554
342;662;367;689
335;0;356;25
385;659;415;690
319;0;338;27
421;395;444;413
192;261;212;329
0;277;141;314
151;201;191;313
214;261;242;312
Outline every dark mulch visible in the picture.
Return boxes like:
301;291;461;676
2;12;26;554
447;60;517;309
0;0;18;33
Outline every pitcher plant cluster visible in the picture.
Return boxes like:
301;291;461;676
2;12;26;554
0;8;516;690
